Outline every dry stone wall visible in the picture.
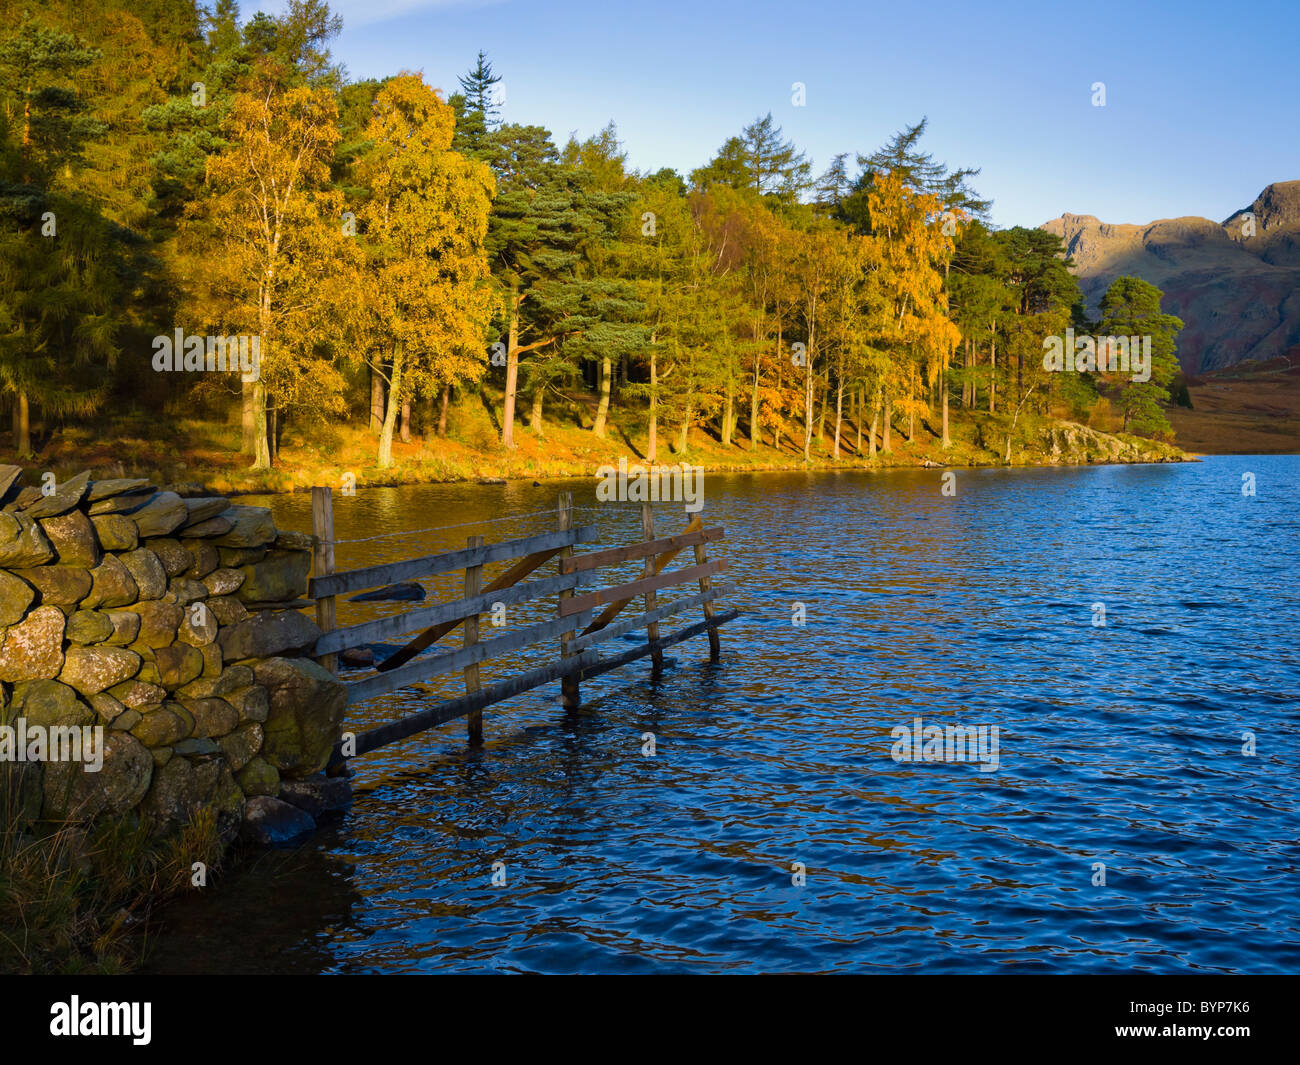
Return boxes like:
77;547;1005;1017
0;467;349;844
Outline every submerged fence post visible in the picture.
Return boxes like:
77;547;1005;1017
464;534;484;744
689;504;721;661
641;502;663;672
311;486;337;675
557;492;580;709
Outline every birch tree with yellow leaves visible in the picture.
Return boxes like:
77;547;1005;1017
354;73;496;467
188;62;351;469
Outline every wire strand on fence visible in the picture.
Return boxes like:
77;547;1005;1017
330;504;611;545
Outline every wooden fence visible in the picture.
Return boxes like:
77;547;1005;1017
307;488;738;765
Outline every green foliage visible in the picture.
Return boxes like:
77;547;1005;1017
1099;275;1184;437
0;9;1190;473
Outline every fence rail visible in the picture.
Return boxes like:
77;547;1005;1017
308;487;738;766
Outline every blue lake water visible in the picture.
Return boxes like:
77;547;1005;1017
142;453;1300;974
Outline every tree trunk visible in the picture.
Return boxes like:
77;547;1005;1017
907;408;914;443
251;379;271;470
241;381;256;455
593;355;612;438
941;364;951;448
647;345;658;463
438;383;451;436
833;372;844;459
721;383;734;447
869;400;879;459
502;284;520;448
377;342;404;468
816;372;828;446
12;390;30;456
677;411;690;455
989;324;997;414
749;351;760;451
400;396;411;443
882;396;892;454
369;365;385;435
855;386;863;455
422;391;435;441
529;386;544;433
802;352;813;461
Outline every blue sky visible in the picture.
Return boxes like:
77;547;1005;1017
261;0;1299;228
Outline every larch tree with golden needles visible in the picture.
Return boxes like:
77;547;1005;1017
355;73;496;468
866;171;955;451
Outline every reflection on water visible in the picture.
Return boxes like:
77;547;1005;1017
142;455;1300;974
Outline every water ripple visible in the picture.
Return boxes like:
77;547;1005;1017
143;455;1300;974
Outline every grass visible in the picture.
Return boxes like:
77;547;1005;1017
6;382;1188;496
0;766;227;974
1169;354;1300;454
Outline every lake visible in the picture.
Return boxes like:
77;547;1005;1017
141;453;1300;974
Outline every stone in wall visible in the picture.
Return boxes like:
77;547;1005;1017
0;469;348;844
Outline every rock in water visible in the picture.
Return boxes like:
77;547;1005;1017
349;581;426;602
277;774;352;818
339;646;375;667
240;795;315;845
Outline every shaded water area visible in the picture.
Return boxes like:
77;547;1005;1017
141;454;1300;973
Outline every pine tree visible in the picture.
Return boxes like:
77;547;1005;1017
0;15;121;454
1099;276;1183;437
451;50;501;155
691;114;810;202
483;123;634;447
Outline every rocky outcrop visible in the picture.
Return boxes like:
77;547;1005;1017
1041;181;1300;374
0;469;348;845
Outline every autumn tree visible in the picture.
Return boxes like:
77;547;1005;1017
354;73;496;467
188;61;349;468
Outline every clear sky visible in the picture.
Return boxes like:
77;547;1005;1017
261;0;1300;229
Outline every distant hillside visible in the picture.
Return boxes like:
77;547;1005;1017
1167;350;1300;454
1041;182;1300;374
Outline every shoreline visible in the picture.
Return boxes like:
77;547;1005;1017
12;407;1190;499
229;449;1200;499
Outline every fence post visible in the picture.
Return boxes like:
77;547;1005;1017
689;505;721;660
641;502;664;672
557;492;580;709
311;486;337;675
464;534;484;744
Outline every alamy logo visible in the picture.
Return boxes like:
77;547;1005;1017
0;718;103;772
1042;328;1151;382
50;997;151;1045
152;329;261;383
890;717;1000;773
595;457;704;512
